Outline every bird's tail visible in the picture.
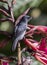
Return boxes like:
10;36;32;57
12;39;18;51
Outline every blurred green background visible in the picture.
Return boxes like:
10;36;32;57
0;0;47;64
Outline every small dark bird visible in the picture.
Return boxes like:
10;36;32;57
12;15;32;51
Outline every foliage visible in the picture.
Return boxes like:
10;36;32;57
0;0;47;65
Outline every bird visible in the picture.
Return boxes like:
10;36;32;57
12;15;32;51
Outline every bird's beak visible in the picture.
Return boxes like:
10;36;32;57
28;17;32;22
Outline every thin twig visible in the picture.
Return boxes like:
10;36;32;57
7;0;15;23
0;18;14;23
0;38;10;48
21;47;27;53
0;1;14;23
0;31;12;38
11;0;15;23
0;8;11;17
10;7;15;22
11;0;16;5
0;0;15;22
26;26;38;35
0;6;10;14
34;53;47;65
0;0;7;3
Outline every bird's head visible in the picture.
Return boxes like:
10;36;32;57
24;15;32;22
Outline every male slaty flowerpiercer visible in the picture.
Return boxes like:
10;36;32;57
12;15;32;51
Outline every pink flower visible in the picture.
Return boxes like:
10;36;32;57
23;37;47;64
38;38;47;54
37;26;47;33
24;24;47;65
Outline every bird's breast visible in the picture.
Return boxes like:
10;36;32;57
19;31;26;40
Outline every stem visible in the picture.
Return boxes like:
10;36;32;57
18;42;22;65
0;0;15;22
0;18;14;23
10;7;15;22
0;31;12;38
26;26;38;35
21;47;27;53
34;53;47;65
0;8;11;17
0;0;7;3
0;6;10;14
0;38;10;48
37;50;47;59
23;38;38;51
11;0;16;5
7;0;15;23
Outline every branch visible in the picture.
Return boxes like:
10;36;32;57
0;0;15;22
0;18;14;23
34;53;47;65
0;31;12;38
0;0;7;3
7;0;15;23
10;6;15;22
0;38;10;48
18;42;22;65
11;0;16;5
0;6;10;14
0;7;11;17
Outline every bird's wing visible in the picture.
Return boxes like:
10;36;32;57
16;24;27;38
14;25;18;33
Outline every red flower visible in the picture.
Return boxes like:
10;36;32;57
39;38;47;54
23;37;47;65
37;26;47;33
